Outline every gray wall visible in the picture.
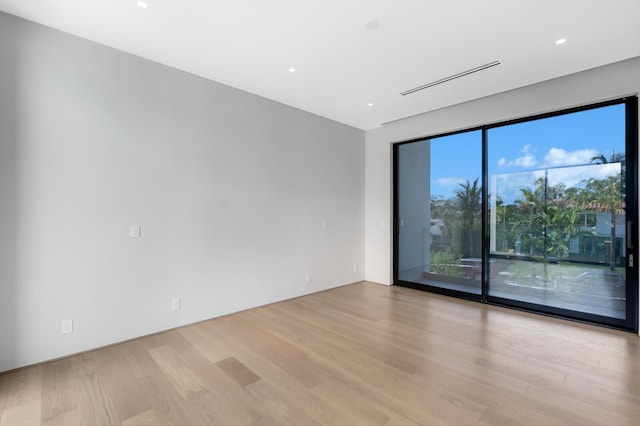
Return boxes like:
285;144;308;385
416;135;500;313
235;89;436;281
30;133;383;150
0;12;365;372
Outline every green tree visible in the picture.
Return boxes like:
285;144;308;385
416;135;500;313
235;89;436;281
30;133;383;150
494;196;505;251
454;179;482;258
513;178;582;260
513;179;546;255
582;175;623;271
588;152;625;271
430;195;456;250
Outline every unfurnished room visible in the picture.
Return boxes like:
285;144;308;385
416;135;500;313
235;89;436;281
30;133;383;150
1;1;639;425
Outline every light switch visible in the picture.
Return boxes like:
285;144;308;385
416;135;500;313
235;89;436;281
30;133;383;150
61;319;73;334
171;298;181;311
130;225;141;238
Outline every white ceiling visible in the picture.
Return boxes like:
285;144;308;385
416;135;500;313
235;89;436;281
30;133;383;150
1;0;640;130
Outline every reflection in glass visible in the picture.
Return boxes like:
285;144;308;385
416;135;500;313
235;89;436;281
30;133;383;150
487;105;626;319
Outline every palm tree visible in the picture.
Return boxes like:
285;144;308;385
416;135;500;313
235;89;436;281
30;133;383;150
513;178;582;259
514;182;546;256
588;152;625;271
583;175;623;271
454;179;482;257
590;151;625;166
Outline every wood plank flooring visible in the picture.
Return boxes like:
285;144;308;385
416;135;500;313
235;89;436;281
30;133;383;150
1;281;639;425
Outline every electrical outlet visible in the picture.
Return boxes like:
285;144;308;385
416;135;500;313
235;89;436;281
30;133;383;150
353;264;358;273
171;298;181;311
305;274;311;284
61;319;73;334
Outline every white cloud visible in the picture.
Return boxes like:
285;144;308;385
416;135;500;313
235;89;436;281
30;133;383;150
547;162;621;188
437;176;468;187
542;147;599;167
508;145;537;167
513;154;537;167
502;146;608;170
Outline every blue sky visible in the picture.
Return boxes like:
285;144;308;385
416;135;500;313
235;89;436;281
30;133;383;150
429;104;626;202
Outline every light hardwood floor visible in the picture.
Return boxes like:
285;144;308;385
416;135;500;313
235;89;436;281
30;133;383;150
1;281;639;425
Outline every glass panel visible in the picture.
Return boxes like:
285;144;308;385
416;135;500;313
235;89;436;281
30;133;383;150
487;104;627;318
397;131;482;294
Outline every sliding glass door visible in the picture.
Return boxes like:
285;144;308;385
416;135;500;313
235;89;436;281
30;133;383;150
396;130;482;298
487;103;634;324
394;98;638;331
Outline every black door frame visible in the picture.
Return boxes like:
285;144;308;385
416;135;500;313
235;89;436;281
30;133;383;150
393;97;639;332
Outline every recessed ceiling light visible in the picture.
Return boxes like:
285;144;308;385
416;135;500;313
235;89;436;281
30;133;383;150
365;20;380;30
555;38;567;45
137;1;148;9
288;67;296;73
367;103;374;107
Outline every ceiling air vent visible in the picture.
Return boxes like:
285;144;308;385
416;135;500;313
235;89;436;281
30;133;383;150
400;60;502;96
